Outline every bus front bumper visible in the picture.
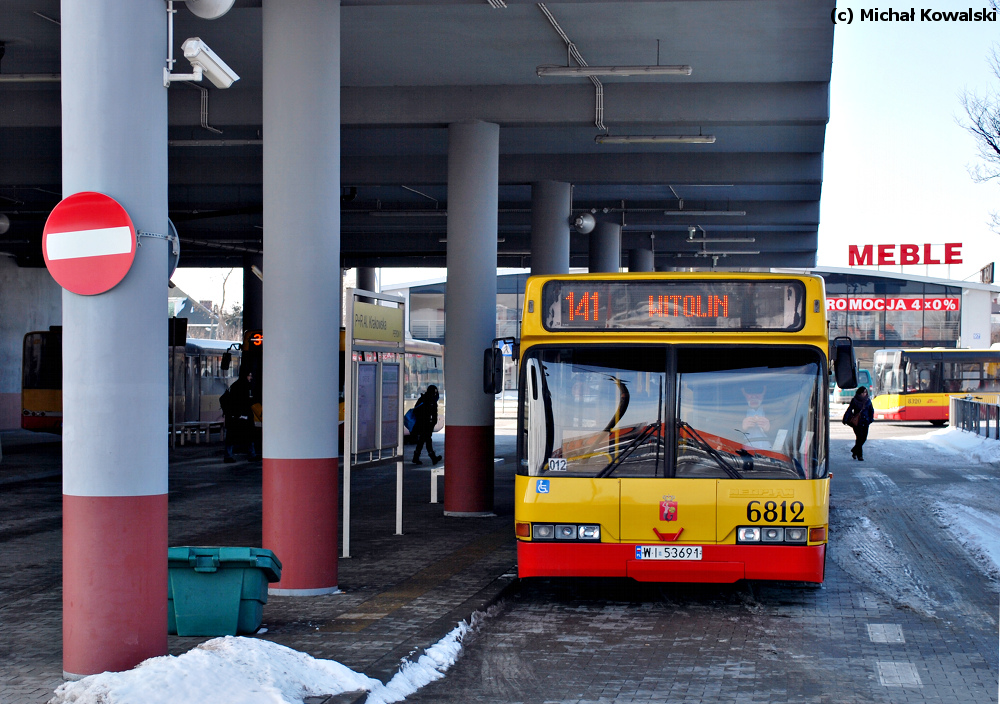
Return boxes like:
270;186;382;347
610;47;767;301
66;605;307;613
517;541;826;584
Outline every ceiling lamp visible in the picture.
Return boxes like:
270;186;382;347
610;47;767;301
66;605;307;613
537;64;692;77
594;134;716;145
664;210;746;216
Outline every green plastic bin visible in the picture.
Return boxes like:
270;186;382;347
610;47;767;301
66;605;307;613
167;547;281;637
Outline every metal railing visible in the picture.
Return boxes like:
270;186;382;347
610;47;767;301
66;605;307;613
950;396;1000;440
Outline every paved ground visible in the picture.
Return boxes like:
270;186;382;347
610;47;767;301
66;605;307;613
1;413;998;704
402;416;1000;704
0;428;517;704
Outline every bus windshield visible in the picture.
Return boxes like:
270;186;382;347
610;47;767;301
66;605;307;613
520;346;826;480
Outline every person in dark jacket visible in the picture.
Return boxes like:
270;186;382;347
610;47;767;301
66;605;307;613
411;385;441;466
221;370;258;463
844;385;875;461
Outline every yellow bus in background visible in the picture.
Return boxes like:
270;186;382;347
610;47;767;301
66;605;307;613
871;348;1000;425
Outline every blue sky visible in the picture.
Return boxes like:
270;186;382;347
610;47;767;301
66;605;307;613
817;12;1000;280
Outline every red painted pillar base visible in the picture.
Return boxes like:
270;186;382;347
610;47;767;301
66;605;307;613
263;457;339;594
443;425;495;515
63;494;168;679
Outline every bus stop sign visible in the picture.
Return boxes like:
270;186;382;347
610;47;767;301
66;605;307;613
42;191;137;296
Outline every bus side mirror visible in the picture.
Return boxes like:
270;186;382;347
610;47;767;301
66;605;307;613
832;336;858;389
483;347;503;394
221;351;231;371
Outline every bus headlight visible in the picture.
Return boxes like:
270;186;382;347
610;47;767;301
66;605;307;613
784;527;807;543
555;524;577;540
578;525;600;540
532;524;554;540
737;527;761;542
761;527;784;543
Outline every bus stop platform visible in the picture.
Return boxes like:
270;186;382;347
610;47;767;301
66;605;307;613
0;427;518;704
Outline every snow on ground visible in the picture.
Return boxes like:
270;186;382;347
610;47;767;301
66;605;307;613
831;510;939;618
934;501;1000;583
920;426;1000;465
50;621;470;704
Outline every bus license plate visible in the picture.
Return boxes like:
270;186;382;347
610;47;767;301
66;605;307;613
636;545;702;560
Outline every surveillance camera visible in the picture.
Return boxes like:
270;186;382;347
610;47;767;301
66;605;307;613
181;37;239;89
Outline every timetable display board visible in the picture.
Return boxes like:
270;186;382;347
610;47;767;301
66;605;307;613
541;280;806;332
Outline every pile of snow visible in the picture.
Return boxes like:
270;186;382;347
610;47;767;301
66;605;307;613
934;502;1000;582
51;622;470;704
922;426;1000;465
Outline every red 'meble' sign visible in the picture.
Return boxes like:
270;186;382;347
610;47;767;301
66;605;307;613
848;243;962;267
42;191;137;296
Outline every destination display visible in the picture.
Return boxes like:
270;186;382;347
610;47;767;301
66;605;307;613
541;280;806;331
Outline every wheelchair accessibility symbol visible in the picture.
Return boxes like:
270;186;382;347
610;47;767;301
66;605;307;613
536;480;550;494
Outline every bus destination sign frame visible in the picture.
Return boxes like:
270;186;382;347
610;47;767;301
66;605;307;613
540;280;807;332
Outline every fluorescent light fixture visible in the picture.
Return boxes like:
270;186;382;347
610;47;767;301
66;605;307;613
537;65;692;77
664;210;746;216
370;210;448;217
687;250;760;256
595;134;716;144
687;237;756;243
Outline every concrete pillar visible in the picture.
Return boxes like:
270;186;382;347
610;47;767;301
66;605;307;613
530;181;570;275
356;266;377;304
444;121;498;516
356;267;378;294
243;254;263;332
60;1;168;677
589;222;621;273
262;0;340;594
628;248;654;272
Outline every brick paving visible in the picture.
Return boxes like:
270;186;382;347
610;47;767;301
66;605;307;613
1;421;998;704
0;429;517;703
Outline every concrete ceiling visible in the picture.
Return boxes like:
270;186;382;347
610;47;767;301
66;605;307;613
0;0;835;270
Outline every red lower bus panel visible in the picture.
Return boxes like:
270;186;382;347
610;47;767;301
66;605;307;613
518;542;826;583
875;406;945;422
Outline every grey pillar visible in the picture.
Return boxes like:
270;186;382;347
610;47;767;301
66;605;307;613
628;248;655;272
589;222;621;273
356;266;378;303
444;121;499;516
243;254;263;332
61;0;168;677
356;267;378;294
262;0;340;594
530;181;571;275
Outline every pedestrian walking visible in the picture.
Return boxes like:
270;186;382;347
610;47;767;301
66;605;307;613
411;385;441;466
221;369;258;463
843;385;874;461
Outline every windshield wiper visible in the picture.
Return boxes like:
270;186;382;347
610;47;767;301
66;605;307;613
676;420;743;479
596;422;661;478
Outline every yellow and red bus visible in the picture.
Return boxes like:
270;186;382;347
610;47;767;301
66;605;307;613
509;273;834;585
871;348;1000;425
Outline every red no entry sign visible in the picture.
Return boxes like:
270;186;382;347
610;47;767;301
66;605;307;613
42;191;137;296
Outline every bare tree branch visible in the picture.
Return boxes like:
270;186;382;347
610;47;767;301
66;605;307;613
959;40;1000;231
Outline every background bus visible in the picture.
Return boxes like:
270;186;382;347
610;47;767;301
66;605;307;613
239;329;444;441
22;324;240;436
871;348;1000;425
510;273;833;585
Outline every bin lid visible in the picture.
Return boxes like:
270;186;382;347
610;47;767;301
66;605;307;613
168;546;282;582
